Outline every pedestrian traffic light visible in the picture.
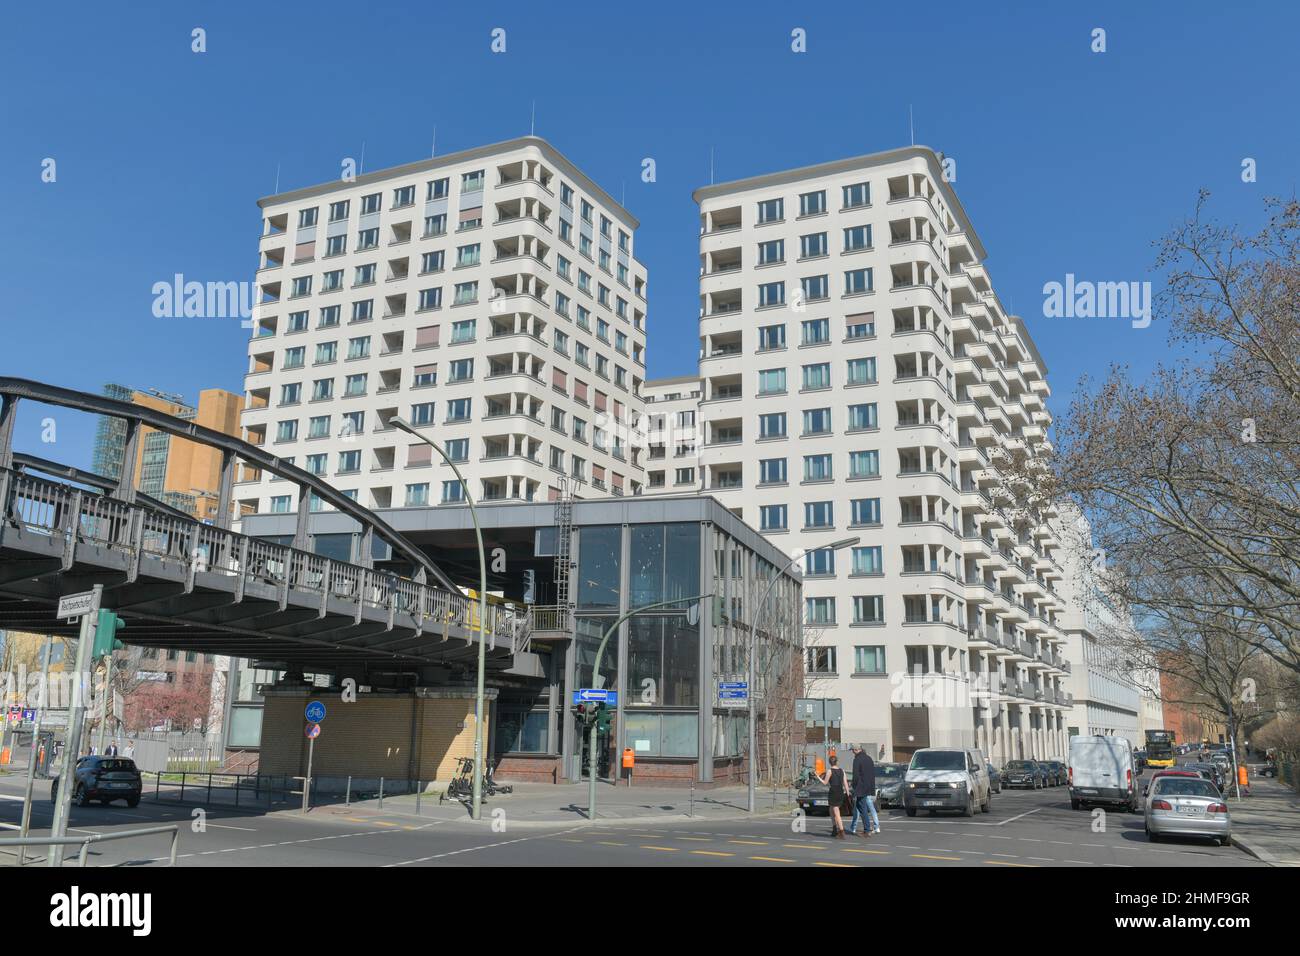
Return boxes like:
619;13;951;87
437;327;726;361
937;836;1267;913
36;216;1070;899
92;609;126;659
573;702;592;726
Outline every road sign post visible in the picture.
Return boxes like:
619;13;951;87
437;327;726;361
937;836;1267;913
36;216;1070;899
303;722;321;813
48;584;103;866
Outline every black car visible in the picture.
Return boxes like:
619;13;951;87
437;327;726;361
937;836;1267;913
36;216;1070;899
50;756;142;808
1134;749;1148;768
1043;760;1067;786
986;762;1003;794
1002;759;1047;789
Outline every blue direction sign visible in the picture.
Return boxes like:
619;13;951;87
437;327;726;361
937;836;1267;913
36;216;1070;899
718;690;749;699
305;700;327;723
719;681;748;690
572;689;618;705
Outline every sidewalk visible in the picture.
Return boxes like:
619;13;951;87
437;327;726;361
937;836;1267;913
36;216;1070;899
1226;775;1300;866
319;781;797;827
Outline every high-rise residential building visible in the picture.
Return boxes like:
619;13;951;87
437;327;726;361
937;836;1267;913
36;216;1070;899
1055;502;1143;741
239;137;649;517
677;146;1071;764
643;375;702;493
91;384;244;521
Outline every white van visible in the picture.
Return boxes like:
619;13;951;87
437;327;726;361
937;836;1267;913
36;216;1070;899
1068;735;1139;812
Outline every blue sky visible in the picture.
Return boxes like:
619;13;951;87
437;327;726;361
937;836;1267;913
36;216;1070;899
2;0;1296;468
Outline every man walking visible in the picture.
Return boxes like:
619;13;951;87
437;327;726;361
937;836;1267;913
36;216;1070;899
847;743;880;837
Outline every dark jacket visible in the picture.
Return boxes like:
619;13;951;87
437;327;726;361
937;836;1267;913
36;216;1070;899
851;751;875;797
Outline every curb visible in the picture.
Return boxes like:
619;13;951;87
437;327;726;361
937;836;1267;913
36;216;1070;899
1231;835;1280;866
308;801;798;829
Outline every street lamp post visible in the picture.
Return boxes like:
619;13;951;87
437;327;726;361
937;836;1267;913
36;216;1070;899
391;416;489;822
747;536;859;813
586;593;712;821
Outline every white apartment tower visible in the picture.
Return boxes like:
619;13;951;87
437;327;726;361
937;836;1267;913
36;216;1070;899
689;146;1071;764
240;137;649;519
643;375;702;493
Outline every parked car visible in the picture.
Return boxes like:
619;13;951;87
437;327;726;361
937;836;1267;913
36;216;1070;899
1044;760;1067;786
986;762;1002;794
1183;761;1225;792
874;762;907;808
1142;768;1201;798
1134;749;1148;768
1068;735;1139;812
49;756;142;808
1002;759;1047;789
903;747;992;817
1210;751;1233;779
1145;775;1231;846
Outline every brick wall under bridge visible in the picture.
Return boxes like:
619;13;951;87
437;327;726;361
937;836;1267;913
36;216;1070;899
259;685;495;783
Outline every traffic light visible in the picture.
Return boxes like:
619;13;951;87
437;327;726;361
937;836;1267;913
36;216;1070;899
91;609;126;659
594;702;613;733
573;702;592;726
711;594;727;627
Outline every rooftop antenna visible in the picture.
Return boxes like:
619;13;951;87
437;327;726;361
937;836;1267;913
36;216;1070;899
431;126;437;157
360;140;366;174
530;100;536;135
710;146;715;185
274;162;280;194
909;105;915;146
621;180;626;206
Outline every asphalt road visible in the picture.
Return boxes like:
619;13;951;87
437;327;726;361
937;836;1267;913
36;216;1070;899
0;771;1265;867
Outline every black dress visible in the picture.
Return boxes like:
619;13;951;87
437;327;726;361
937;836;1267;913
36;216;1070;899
828;767;846;805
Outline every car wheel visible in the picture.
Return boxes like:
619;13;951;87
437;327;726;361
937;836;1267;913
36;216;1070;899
905;807;917;818
74;784;89;808
963;794;975;818
127;797;139;808
1220;835;1232;847
1070;799;1080;810
982;793;991;813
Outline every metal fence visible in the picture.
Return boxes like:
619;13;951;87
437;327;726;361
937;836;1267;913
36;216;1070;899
0;823;178;867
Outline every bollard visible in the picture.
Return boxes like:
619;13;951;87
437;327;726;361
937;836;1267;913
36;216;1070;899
345;775;351;807
378;777;385;809
415;781;422;816
689;780;695;817
207;773;213;804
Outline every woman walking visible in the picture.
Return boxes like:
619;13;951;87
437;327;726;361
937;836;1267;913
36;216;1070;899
817;755;849;838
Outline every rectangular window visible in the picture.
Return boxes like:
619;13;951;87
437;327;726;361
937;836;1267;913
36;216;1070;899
758;458;787;485
799;190;826;216
757;239;784;265
307;416;330;440
853;598;884;626
450;319;476;343
344;373;367;396
758;368;786;395
805;548;835;576
283;347;305;369
801;318;830;345
305;453;326;476
847;403;878;431
410;402;435;426
360;193;381;215
758;324;785;351
758;281;785;307
852;546;883;575
846;357;876;385
804;501;833;529
337;450;361;474
442;479;466;503
842;182;871;209
757;198;784;223
405;483;430;507
846;315;875;339
758;412;787;439
393;184;415;208
346;336;370;360
800;233;827;259
849;450;880;478
854;644;886;672
759;504;787;531
802;408;831;435
270;495;292;514
287;311;308;333
805;598;836;627
803;453;832;482
448;358;473;382
844;224;872;251
418;288;442;311
845;268;874;295
851;497;881;525
802;363;830;391
445;438;469;462
801;274;829;301
446;398;472;422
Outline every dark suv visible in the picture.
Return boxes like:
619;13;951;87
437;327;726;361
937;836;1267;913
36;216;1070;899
1044;760;1067;786
50;756;142;808
1003;759;1047;789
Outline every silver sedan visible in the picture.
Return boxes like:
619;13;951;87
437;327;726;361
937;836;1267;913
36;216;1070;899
1145;776;1232;846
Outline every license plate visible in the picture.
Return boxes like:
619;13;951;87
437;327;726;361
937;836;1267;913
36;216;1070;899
1077;789;1097;795
1177;805;1201;815
108;782;130;789
923;800;944;807
813;799;826;806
